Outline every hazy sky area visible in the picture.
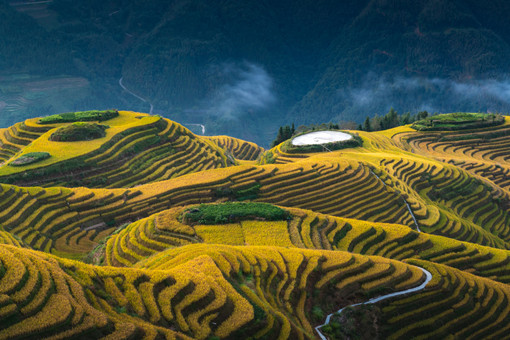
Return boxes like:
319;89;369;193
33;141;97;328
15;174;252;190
203;62;276;119
335;75;510;120
3;0;510;145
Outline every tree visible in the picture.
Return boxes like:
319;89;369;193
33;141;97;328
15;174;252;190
384;108;399;129
401;112;411;125
372;114;382;131
283;125;291;139
271;126;284;147
271;124;294;147
363;116;371;132
417;111;429;120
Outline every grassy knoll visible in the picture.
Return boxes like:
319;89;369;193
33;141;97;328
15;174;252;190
38;109;118;124
9;152;50;166
182;202;290;224
411;112;504;131
0;111;239;188
49;122;108;141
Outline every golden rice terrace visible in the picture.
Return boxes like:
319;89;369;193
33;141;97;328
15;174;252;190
1;111;510;339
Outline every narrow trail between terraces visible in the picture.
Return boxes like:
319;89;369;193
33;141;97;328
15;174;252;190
119;77;206;134
370;169;421;232
315;266;433;340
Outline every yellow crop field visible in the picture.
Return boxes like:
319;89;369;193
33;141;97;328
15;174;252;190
0;113;240;188
206;135;264;161
195;223;245;245
0;111;159;175
2;111;510;338
241;220;294;247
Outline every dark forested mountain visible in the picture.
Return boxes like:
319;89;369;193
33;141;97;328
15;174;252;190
3;0;510;145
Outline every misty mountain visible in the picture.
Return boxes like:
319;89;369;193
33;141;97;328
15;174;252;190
3;0;510;145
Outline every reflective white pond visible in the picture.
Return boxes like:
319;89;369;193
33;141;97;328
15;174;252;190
291;131;353;146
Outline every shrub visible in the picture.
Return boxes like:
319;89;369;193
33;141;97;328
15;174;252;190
312;305;324;321
261;150;276;164
322;305;381;339
38;109;119;124
182;202;290;225
234;183;261;201
49;122;108;141
214;183;261;200
9;152;51;166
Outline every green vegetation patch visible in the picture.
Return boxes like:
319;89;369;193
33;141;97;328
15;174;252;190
49;122;108;142
38;109;119;124
411;112;504;131
9;152;50;166
282;131;362;154
182;202;290;225
214;182;261;201
260;150;276;164
321;305;381;339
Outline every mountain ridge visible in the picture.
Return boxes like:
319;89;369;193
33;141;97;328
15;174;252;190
3;1;510;145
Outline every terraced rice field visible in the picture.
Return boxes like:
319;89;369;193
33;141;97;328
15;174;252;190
206;135;264;161
102;205;510;285
1;111;510;338
0;160;425;256
0;111;238;188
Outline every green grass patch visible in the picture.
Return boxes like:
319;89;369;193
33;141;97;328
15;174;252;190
49;122;108;142
411;112;504;131
38;109;119;124
9;152;50;166
214;183;261;201
182;202;290;225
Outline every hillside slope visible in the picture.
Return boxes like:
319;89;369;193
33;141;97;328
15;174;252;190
0;111;237;188
2;111;510;338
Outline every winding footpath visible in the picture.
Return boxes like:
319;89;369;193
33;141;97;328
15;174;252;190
315;266;433;340
119;77;154;114
183;123;206;135
119;77;207;134
316;168;428;339
369;169;421;232
404;200;421;232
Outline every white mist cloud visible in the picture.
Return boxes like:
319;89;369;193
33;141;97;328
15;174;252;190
451;80;510;104
336;75;510;118
205;62;276;119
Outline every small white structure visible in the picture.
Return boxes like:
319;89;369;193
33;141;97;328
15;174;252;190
291;131;353;146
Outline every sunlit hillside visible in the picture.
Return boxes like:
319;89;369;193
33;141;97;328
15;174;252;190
0;110;233;188
2;111;510;339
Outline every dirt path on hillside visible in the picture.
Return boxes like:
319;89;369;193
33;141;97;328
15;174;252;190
315;266;432;340
119;77;154;114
